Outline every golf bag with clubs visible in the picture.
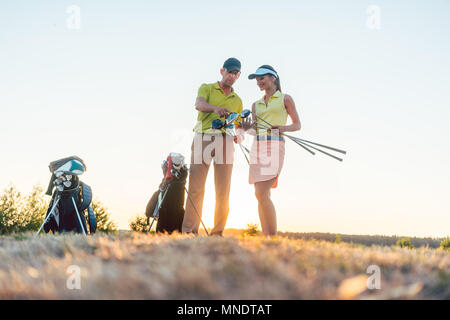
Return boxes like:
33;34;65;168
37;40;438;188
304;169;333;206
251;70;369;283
145;153;188;234
37;156;97;235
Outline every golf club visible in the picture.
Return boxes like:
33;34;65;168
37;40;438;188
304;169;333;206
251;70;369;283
254;115;346;161
211;113;251;165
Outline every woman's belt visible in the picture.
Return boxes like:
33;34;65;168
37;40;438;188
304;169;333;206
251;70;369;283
256;135;285;141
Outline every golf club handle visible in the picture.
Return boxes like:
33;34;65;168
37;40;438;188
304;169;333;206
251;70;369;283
255;114;346;157
284;134;347;155
256;126;270;131
255;115;274;128
255;122;271;129
254;125;316;155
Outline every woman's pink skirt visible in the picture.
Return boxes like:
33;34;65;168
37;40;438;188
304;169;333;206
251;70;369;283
249;139;285;188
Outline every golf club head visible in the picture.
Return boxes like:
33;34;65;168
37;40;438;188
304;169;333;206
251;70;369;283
240;109;251;119
212;119;225;130
225;112;239;125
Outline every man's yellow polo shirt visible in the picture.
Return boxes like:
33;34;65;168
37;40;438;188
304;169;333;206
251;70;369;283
193;82;243;134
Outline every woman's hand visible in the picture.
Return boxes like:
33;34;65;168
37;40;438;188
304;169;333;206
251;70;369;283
241;117;255;131
270;125;286;134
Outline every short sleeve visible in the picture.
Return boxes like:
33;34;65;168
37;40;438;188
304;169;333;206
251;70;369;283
238;97;243;113
197;83;210;101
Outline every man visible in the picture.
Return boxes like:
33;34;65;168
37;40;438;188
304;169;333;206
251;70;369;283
182;57;244;236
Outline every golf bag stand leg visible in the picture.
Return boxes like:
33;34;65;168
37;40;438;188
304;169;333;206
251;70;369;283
185;187;209;236
147;218;156;233
36;195;61;236
71;197;87;235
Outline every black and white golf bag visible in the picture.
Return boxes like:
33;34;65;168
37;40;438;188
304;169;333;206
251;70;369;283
37;156;97;235
145;153;188;234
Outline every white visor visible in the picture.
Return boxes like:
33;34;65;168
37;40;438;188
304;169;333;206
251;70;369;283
248;67;278;79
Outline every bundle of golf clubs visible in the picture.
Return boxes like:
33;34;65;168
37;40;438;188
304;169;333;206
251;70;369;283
211;109;347;163
211;109;252;164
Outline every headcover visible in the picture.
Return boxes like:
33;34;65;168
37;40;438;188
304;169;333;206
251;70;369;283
162;153;186;183
46;156;86;195
49;156;86;175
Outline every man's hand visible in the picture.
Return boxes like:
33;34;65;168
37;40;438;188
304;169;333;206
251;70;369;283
214;106;231;118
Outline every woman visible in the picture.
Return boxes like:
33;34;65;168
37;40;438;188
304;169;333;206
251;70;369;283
242;65;301;236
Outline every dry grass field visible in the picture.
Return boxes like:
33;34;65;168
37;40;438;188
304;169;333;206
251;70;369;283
0;231;448;299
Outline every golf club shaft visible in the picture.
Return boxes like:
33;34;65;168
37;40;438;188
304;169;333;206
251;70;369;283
255;125;272;132
283;134;347;155
254;124;316;155
285;136;316;155
226;128;250;164
255;115;346;159
185;187;210;236
255;115;274;129
239;143;250;165
234;133;251;156
290;137;343;161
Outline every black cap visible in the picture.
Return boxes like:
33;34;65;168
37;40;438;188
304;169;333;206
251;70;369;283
223;57;241;72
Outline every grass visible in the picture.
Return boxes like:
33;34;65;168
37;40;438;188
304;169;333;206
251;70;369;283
0;231;448;299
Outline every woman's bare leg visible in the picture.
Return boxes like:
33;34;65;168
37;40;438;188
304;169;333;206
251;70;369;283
254;178;277;236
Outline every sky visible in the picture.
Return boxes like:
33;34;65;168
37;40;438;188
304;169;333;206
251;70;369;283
1;0;449;237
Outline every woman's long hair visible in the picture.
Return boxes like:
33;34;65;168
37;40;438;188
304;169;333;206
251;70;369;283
260;64;281;92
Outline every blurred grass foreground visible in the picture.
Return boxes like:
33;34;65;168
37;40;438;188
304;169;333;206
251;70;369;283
0;231;448;299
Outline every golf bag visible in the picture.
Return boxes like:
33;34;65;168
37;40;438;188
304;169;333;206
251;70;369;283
39;156;97;235
145;153;188;234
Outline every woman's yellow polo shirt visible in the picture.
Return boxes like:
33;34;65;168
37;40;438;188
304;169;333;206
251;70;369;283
255;90;288;136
